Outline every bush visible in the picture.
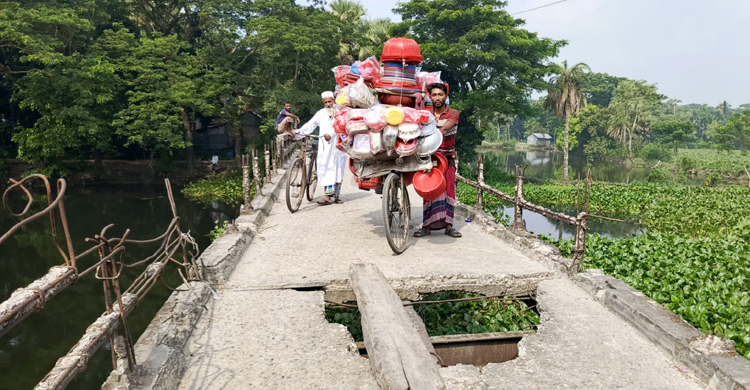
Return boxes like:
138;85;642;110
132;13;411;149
641;144;672;162
646;168;672;184
678;155;697;173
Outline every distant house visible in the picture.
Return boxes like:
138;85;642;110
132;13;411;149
194;111;262;157
526;133;553;146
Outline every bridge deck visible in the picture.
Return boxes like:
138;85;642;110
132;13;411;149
176;173;706;390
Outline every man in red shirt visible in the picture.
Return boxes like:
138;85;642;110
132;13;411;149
415;83;462;238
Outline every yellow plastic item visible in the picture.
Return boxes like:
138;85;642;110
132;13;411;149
384;107;404;126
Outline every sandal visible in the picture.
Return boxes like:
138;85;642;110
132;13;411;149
317;199;332;206
334;198;344;204
414;228;431;237
444;228;462;238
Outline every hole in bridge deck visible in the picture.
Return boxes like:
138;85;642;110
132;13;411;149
325;290;539;367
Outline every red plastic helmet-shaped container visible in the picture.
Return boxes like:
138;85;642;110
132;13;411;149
381;37;424;63
412;169;446;201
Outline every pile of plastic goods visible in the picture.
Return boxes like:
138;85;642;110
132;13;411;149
329;38;448;199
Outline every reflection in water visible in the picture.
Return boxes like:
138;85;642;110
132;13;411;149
493;206;644;239
478;149;649;183
0;186;238;390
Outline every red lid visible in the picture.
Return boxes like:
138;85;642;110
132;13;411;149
381;38;424;63
432;153;448;174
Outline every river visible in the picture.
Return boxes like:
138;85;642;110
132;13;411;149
0;184;237;390
471;149;646;239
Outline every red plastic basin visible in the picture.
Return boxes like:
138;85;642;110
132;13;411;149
381;37;424;63
413;169;446;201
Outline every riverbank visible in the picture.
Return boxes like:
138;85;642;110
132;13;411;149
5;159;240;187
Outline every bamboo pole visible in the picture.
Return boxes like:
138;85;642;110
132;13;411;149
475;155;484;209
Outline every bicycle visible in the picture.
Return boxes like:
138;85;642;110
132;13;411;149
350;155;432;254
286;134;319;213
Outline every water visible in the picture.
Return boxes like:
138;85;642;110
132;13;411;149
476;149;650;184
0;185;237;390
472;149;646;239
490;206;644;240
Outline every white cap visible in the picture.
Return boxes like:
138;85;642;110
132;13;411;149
321;91;334;99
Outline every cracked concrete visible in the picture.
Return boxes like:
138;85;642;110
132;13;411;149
166;175;713;390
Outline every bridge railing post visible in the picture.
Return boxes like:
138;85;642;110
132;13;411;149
242;154;253;214
252;149;262;196
510;165;526;232
475;154;484;209
264;145;272;184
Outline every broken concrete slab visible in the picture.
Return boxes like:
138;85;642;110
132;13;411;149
176;289;378;390
576;269;750;390
480;278;706;390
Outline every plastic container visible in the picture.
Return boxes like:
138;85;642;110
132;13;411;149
346;120;369;135
432;152;448;174
381;38;424;63
384;106;404;125
380;94;416;107
403;107;431;124
395;138;417;157
413;169;446;201
398;122;420;140
364;108;386;132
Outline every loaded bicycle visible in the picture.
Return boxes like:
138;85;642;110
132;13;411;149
350;154;437;254
285;134;319;213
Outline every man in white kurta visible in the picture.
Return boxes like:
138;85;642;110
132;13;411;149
295;91;348;205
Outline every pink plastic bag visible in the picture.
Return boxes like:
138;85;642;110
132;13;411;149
364;108;386;132
358;57;382;85
417;71;442;89
402;107;432;124
333;65;352;87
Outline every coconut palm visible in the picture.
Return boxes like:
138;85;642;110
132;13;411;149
543;60;590;182
356;18;391;59
329;0;366;64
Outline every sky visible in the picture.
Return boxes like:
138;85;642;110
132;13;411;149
353;0;750;107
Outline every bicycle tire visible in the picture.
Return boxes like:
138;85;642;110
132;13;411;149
382;172;409;254
306;154;317;201
286;158;306;213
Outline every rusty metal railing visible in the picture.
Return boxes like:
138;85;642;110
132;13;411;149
457;155;616;274
0;174;201;390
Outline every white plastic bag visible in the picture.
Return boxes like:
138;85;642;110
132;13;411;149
351;134;372;159
348;78;378;108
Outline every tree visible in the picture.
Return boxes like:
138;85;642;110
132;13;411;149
578;72;624;108
329;0;366;64
651;118;696;155
114;34;225;176
607;80;662;159
543;60;590;182
392;0;563;159
708;110;750;151
665;99;682;116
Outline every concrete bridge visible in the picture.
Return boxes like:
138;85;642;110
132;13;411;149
101;164;749;390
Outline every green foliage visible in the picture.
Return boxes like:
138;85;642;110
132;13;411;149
645;168;672;184
651;118;696;154
578;72;626;107
182;176;245;204
415;292;540;336
675;149;750;175
548;232;750;360
392;0;563;158
208;221;228;242
325;306;363;342
640;144;672;162
677;155;697;173
708;110;750;151
324;292;540;342
607;80;663;158
22;161;92;178
482;181;750;236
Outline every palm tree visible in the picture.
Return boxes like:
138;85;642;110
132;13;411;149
543;60;590;182
329;0;366;64
356;18;391;59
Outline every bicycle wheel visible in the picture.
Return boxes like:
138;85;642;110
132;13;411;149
382;172;410;254
286;158;306;213
306;154;317;201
